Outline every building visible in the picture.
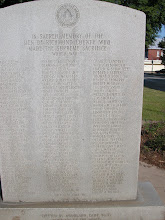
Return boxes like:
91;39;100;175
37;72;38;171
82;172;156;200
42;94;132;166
148;48;163;60
144;38;164;72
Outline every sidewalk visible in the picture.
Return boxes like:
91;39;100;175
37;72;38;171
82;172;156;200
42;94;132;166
139;161;165;204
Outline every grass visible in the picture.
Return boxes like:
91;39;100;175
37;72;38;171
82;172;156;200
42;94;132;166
142;87;165;121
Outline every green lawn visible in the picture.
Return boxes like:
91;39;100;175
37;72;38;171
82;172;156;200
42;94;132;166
142;87;165;121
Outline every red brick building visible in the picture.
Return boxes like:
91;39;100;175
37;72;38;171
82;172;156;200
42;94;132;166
148;48;163;60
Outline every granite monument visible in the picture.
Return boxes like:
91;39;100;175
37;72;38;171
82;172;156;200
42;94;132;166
0;0;164;219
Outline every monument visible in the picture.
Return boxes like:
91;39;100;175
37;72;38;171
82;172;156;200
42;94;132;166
0;0;164;219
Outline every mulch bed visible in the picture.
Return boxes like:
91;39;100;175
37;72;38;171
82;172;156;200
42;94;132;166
140;123;165;169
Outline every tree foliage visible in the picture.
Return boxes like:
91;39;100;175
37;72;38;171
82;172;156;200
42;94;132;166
158;37;165;48
0;0;165;48
100;0;165;48
0;0;34;8
158;37;165;65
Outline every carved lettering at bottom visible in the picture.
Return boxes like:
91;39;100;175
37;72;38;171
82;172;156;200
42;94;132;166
41;213;111;220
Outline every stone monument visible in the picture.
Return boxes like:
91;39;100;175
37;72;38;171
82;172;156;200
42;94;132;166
0;0;164;219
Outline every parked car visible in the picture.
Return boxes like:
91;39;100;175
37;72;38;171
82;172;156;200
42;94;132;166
155;69;165;74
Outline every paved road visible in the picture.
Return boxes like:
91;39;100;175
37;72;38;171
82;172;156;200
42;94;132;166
144;73;165;91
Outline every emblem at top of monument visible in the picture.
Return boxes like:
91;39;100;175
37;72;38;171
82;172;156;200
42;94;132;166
56;4;80;27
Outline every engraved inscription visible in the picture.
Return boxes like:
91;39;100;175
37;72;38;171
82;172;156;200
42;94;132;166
23;32;130;198
41;58;81;195
41;213;111;220
0;60;36;196
24;33;111;56
91;59;129;194
0;31;131;199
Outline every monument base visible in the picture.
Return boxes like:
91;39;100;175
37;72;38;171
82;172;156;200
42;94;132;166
0;182;164;220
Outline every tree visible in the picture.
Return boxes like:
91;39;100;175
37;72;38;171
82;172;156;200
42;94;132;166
158;37;165;65
0;0;34;8
100;0;165;48
0;0;165;48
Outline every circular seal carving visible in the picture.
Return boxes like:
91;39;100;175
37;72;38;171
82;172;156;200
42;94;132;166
56;4;80;27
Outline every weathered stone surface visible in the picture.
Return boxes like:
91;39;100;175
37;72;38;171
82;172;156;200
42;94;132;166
0;183;165;220
0;0;145;202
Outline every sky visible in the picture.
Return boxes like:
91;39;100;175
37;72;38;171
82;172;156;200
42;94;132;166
150;25;165;48
158;25;165;38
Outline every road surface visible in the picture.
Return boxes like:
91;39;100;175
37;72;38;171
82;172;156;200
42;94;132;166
144;73;165;92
